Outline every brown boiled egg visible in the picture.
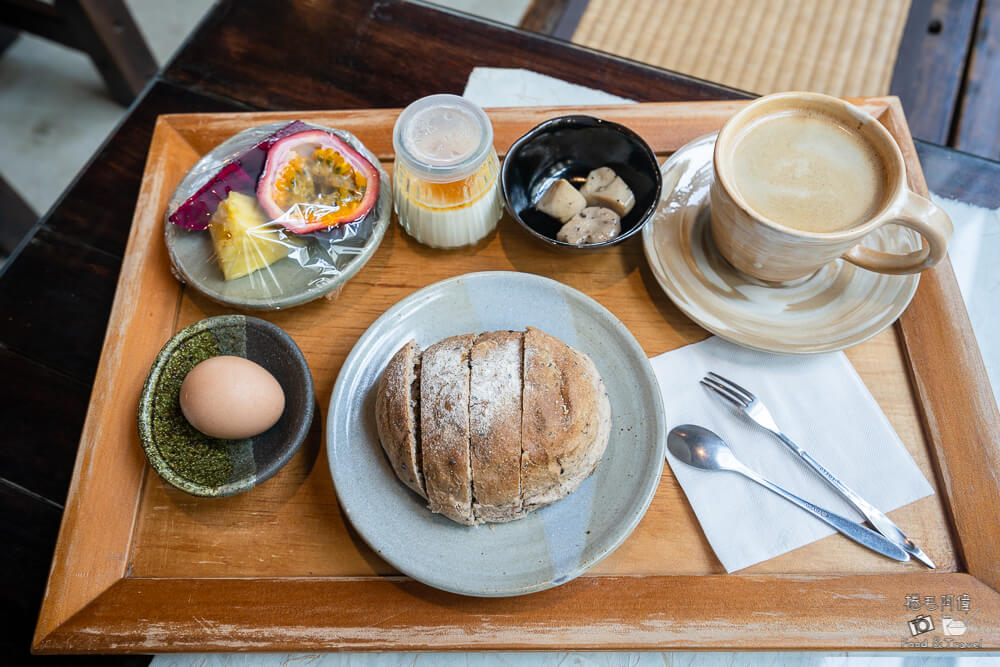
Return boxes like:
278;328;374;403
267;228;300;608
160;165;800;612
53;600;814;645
179;355;285;439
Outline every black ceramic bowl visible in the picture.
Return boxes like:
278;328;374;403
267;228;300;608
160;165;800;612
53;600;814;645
138;315;314;497
501;115;662;250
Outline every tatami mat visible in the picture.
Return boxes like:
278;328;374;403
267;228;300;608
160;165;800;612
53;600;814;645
573;0;911;97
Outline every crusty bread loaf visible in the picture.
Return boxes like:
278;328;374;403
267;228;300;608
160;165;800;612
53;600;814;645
521;327;611;510
469;331;523;522
420;334;475;525
374;340;425;498
375;328;610;525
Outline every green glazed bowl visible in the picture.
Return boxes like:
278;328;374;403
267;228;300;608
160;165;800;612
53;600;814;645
137;314;314;497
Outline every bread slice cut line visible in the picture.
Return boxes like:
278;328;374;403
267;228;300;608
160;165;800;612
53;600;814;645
469;330;523;523
420;334;475;525
466;338;476;520
410;353;422;491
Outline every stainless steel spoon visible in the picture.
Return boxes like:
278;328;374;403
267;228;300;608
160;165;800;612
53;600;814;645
668;424;910;562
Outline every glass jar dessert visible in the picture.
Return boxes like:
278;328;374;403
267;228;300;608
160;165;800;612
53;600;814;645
392;94;503;248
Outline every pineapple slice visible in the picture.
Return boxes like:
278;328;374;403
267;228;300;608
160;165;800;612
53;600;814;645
209;191;293;281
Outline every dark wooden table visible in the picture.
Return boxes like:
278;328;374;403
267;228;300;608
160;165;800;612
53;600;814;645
3;0;998;661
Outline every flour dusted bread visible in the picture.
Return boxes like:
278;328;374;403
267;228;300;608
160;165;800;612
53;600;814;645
420;334;475;525
374;340;425;498
375;328;610;525
469;331;523;522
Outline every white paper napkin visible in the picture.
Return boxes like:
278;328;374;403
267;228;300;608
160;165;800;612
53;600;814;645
464;67;636;107
652;336;934;572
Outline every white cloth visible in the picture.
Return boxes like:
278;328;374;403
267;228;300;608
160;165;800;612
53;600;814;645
651;336;934;572
463;67;635;107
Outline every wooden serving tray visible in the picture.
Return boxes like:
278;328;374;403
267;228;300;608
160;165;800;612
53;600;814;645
33;100;1000;652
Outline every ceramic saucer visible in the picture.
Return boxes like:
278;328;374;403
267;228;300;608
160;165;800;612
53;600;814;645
642;132;921;354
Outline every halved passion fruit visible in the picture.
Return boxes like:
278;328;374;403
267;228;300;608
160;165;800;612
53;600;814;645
169;120;309;231
257;129;380;233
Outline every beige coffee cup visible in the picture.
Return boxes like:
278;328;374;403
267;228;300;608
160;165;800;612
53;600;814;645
710;92;952;283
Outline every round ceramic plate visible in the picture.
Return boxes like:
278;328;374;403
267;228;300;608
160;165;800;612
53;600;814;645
165;123;392;311
642;132;921;354
327;271;665;597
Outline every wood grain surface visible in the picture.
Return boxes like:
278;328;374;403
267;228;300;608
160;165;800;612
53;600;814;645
890;0;981;144
35;573;1000;652
954;0;1000;158
163;0;746;113
914;139;1000;209
33;101;1000;652
880;97;1000;591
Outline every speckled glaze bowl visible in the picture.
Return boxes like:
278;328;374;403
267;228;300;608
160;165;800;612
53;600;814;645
138;315;314;497
501;115;662;251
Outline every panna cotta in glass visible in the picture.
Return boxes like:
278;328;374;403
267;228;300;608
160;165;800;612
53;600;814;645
392;94;503;248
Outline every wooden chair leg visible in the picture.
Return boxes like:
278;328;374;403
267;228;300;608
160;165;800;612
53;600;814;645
0;0;157;105
0;24;17;55
54;0;157;106
0;175;37;257
519;0;589;40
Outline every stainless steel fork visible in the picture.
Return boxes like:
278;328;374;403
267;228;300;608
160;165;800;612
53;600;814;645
701;371;935;568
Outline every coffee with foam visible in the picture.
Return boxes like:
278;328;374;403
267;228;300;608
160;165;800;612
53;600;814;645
710;92;952;282
730;111;888;234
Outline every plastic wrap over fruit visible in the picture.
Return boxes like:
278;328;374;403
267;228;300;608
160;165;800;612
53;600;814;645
164;121;391;310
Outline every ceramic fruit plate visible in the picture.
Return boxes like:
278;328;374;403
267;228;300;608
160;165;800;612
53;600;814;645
642;133;922;354
327;271;666;597
165;123;392;311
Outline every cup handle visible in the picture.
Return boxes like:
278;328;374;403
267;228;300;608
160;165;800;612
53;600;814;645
842;190;953;274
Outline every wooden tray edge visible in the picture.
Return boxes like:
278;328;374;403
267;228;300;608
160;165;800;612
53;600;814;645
881;97;1000;588
33;116;191;647
33;99;1000;652
33;573;1000;653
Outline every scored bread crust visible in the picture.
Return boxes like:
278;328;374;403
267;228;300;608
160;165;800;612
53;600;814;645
543;345;611;500
469;331;523;523
374;340;426;498
520;326;612;510
420;334;476;525
374;328;610;525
